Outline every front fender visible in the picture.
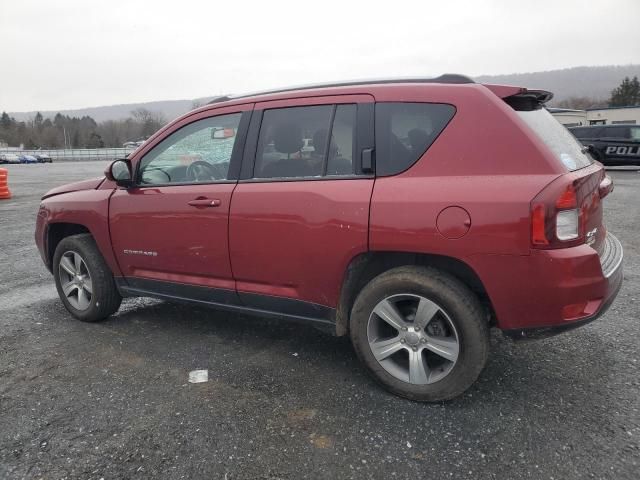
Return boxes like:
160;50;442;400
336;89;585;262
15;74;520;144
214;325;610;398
38;188;121;277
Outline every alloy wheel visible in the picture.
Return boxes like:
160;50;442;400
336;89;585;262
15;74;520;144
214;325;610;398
367;294;460;385
58;250;93;311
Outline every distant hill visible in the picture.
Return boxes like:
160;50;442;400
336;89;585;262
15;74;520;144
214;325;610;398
8;65;640;122
8;96;216;123
476;65;640;105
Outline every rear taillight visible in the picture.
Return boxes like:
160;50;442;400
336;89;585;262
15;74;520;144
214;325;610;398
554;184;579;241
531;176;584;248
556;210;579;241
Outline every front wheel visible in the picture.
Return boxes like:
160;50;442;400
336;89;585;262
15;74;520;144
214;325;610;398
350;266;489;402
53;234;122;322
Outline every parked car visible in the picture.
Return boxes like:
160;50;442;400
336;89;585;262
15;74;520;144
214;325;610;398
123;140;145;149
35;153;53;163
35;75;623;402
569;124;640;166
18;154;38;164
0;153;21;164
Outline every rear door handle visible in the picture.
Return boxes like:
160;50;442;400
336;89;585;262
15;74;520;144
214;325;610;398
187;198;221;207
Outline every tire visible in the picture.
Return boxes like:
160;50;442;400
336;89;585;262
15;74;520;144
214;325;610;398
350;266;489;402
53;233;122;322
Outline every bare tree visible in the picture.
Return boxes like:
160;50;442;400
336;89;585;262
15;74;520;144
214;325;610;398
130;108;167;139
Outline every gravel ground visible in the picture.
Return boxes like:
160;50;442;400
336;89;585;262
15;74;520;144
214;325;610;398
0;162;639;480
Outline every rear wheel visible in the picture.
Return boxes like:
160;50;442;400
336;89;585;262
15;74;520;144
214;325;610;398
350;266;489;402
53;234;122;322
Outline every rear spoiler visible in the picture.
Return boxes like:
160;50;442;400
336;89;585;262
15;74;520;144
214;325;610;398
483;84;553;111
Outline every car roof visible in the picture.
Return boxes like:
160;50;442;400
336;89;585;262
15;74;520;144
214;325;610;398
207;74;475;105
569;124;634;129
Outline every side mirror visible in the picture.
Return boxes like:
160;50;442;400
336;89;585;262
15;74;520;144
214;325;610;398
211;127;236;139
105;159;133;187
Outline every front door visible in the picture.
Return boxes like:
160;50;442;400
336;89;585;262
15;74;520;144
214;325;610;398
109;105;252;302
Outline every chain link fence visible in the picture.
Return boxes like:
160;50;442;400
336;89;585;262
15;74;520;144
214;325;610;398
0;147;136;162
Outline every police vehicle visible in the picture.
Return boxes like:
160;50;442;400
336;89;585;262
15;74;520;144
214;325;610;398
569;124;640;166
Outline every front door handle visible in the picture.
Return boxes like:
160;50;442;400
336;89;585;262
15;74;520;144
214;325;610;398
188;198;221;207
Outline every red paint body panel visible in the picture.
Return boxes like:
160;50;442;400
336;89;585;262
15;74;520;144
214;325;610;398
370;174;552;256
42;177;104;199
35;188;122;276
109;183;236;289
229;178;373;307
467;245;616;330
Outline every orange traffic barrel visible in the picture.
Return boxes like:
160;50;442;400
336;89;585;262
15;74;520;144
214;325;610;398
0;168;11;199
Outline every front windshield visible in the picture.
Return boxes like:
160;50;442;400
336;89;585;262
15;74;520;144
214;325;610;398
518;109;594;171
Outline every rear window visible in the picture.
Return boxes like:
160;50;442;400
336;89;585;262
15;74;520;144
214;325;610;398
375;102;455;176
518;109;593;171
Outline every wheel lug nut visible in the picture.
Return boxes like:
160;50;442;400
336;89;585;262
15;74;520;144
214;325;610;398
412;347;417;352
421;338;426;343
400;339;405;344
402;327;407;331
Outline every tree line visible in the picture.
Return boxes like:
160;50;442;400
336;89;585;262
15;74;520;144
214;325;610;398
552;75;640;110
0;108;166;149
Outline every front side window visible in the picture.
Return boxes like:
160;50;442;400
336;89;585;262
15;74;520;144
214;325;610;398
375;102;456;176
254;104;357;179
138;113;241;185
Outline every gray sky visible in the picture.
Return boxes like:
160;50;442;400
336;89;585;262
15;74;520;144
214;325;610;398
1;0;639;112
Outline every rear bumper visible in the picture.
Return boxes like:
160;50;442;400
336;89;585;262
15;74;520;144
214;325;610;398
503;255;623;340
468;232;624;337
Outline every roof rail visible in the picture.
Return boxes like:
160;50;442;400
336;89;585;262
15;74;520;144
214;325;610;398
207;74;475;104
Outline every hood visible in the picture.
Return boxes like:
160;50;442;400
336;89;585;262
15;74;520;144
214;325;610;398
42;177;105;200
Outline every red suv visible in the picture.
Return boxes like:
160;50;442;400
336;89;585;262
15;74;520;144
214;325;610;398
35;75;623;401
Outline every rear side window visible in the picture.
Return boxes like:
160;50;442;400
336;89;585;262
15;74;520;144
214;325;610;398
570;127;591;139
518;109;593;171
253;104;357;179
375;103;455;176
603;126;630;139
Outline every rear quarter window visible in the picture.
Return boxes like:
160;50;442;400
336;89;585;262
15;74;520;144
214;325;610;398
518;109;593;171
375;102;455;176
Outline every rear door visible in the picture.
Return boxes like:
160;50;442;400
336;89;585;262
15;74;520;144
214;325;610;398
228;95;374;319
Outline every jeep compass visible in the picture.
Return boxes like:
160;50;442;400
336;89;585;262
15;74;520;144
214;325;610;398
35;75;623;401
